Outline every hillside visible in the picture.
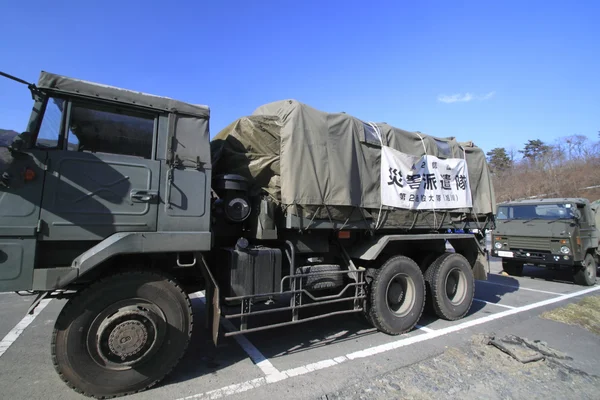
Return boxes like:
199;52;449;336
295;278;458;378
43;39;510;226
0;129;18;147
0;129;19;167
487;135;600;204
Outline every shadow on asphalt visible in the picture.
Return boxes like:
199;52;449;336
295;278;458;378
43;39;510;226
162;297;250;386
162;272;525;387
490;255;598;287
476;273;521;303
520;265;580;285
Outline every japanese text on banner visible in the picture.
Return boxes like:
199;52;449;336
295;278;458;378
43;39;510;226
380;146;472;210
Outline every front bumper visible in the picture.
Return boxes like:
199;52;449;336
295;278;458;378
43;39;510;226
491;248;575;266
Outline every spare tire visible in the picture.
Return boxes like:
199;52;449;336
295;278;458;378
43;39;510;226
296;264;344;291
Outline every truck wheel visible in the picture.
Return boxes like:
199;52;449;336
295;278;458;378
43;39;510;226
368;256;425;335
573;253;597;286
502;260;523;276
52;270;192;398
424;253;474;321
418;252;443;314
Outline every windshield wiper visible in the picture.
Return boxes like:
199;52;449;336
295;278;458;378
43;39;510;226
547;219;572;224
521;217;543;223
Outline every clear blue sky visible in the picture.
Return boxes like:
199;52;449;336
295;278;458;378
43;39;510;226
1;0;598;155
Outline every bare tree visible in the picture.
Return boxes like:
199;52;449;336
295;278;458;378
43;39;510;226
491;134;600;204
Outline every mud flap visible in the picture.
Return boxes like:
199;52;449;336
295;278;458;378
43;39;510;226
199;255;221;346
473;250;489;281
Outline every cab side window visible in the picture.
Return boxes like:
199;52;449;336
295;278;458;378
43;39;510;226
66;102;156;159
36;97;65;149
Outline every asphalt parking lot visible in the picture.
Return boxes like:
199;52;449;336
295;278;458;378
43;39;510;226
1;255;599;400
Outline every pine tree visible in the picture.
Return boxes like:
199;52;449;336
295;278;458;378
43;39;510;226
519;139;551;162
486;147;512;173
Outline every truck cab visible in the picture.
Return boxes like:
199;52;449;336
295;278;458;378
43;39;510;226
492;198;599;285
0;71;213;293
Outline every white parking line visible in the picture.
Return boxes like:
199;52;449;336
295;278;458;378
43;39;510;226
472;298;516;309
479;280;563;295
0;299;52;358
415;324;436;333
190;292;282;377
176;285;600;400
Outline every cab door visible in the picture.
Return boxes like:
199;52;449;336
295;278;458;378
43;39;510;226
0;149;47;291
576;203;596;259
0;97;57;291
38;99;161;241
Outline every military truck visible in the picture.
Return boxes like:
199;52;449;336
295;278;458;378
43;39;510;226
492;198;599;285
0;71;495;398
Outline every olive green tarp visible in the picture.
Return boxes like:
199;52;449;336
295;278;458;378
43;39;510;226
210;100;496;227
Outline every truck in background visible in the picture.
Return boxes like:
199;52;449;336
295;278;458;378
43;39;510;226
492;198;599;285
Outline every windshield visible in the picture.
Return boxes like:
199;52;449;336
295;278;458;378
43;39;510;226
496;203;576;221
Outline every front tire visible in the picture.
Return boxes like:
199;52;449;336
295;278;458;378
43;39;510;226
52;270;193;398
502;260;524;277
574;253;597;286
368;256;425;335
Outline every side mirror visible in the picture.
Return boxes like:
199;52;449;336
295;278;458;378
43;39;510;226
8;132;33;153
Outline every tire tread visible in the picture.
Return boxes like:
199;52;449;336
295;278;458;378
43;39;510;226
574;253;597;286
424;253;474;321
368;256;425;335
51;269;193;399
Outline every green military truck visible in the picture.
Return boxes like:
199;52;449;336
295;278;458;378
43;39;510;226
0;71;495;398
492;198;599;285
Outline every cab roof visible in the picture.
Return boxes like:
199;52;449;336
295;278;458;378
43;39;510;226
36;71;209;119
499;198;589;206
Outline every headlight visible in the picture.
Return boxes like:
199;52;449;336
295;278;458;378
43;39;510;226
560;246;570;255
494;242;503;249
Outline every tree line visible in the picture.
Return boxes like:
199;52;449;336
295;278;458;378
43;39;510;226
486;133;600;203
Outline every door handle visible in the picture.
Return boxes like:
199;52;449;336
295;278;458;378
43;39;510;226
0;172;11;188
130;190;158;203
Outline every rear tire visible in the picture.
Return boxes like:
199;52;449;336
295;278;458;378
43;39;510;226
419;252;443;314
368;256;425;335
424;253;474;321
52;270;193;398
502;260;524;277
574;253;597;286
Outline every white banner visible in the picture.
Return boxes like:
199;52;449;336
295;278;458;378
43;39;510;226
380;145;472;210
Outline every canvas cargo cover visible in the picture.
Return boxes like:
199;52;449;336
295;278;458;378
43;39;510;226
211;100;496;222
37;71;210;118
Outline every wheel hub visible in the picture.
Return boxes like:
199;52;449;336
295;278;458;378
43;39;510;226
386;273;416;317
87;302;167;370
108;320;148;358
388;283;405;305
446;275;458;297
445;268;467;306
